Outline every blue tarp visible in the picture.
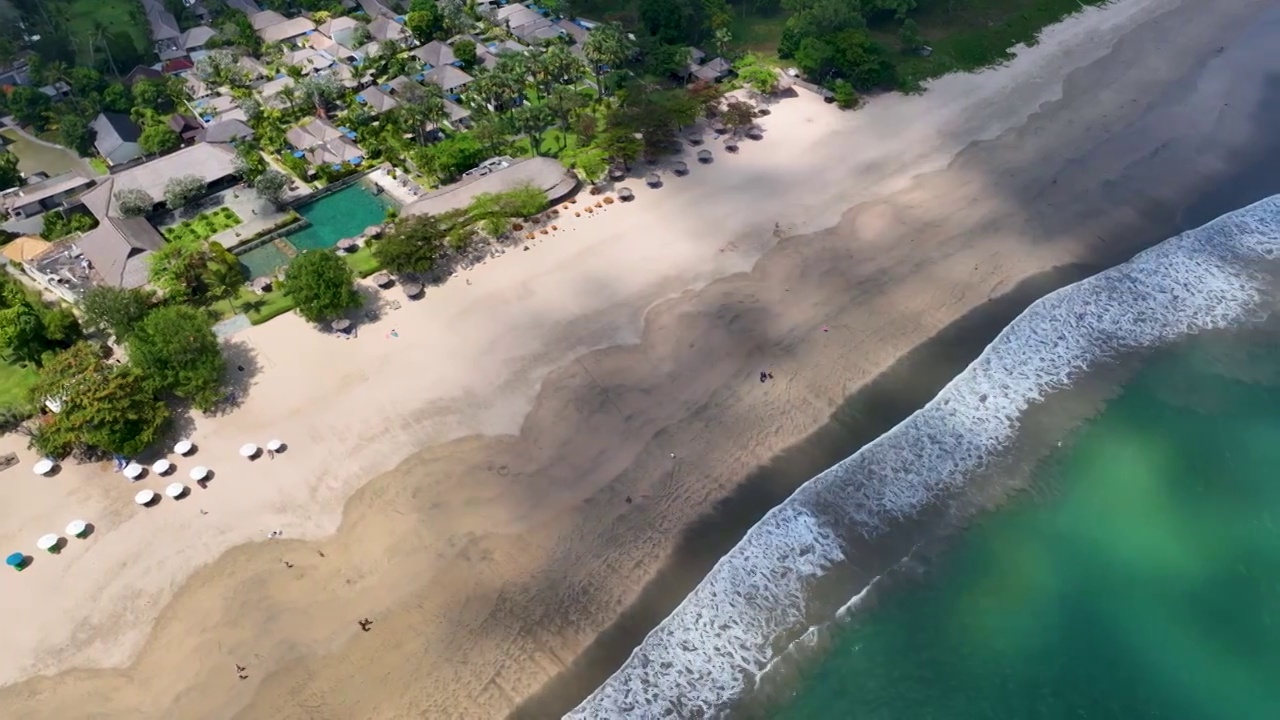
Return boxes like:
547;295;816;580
350;157;363;165
293;150;305;158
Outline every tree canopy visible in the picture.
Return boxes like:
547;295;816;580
164;174;208;210
29;342;169;459
253;169;291;207
128;305;226;412
0;276;80;366
114;187;156;218
139;122;181;156
372;213;454;275
79;286;155;343
0;150;20;191
280;250;361;323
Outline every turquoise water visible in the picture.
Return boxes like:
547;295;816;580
773;334;1280;719
287;183;392;252
235;183;393;279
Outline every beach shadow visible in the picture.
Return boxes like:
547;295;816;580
218;340;263;414
78;523;96;539
196;469;216;489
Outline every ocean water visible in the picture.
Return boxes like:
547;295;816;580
566;197;1280;719
774;333;1280;719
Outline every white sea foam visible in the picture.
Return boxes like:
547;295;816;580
567;197;1280;719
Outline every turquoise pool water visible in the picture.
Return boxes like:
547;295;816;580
288;183;393;252
236;182;394;279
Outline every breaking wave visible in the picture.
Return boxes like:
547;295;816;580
566;197;1280;719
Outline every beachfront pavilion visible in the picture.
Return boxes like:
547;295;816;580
402;156;578;218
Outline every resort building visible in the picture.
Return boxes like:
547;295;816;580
258;16;318;45
0;172;95;220
356;85;398;114
424;65;473;95
91;112;144;167
76;144;240;288
408;41;456;69
368;16;410;45
285;118;364;170
403;156;577;218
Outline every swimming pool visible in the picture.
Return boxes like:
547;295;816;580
237;182;395;279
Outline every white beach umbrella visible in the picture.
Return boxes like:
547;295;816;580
134;489;156;506
266;439;283;452
174;440;194;456
165;482;187;499
189;466;209;481
36;534;60;553
32;458;55;476
123;462;144;480
65;520;88;538
152;459;172;475
239;443;259;459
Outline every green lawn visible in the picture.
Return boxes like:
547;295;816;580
163;207;244;245
221;246;384;325
0;360;37;415
730;10;788;57
62;0;149;68
88;157;109;175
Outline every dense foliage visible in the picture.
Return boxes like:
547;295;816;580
0;275;80;367
29;341;169;459
280;249;361;323
127;305;225;411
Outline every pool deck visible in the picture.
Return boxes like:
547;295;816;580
154;186;294;250
366;165;423;206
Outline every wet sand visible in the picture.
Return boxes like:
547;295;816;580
2;0;1278;717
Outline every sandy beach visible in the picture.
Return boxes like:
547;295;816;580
1;0;1277;716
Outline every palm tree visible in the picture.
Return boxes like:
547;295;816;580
582;22;631;98
398;83;448;145
529;44;585;100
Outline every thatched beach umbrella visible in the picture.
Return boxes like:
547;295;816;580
174;440;194;456
32;458;55;476
189;466;209;481
697;149;713;164
66;520;88;538
165;482;188;499
267;439;284;452
134;489;157;507
723;137;739;153
608;165;627;181
755;106;771;116
331;318;352;333
371;271;393;288
251;277;272;293
239;443;260;459
672;161;689;176
402;282;424;298
152;459;172;475
123;462;145;481
646;173;662;188
363;225;384;238
617;187;634;201
746;125;764;141
710;118;726;134
336;238;357;252
686;133;703;146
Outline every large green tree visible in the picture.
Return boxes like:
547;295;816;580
372;214;451;275
128;305;225;411
582;22;633;97
280;250;361;323
0;150;20;191
253;169;291;208
164;174;207;210
29;342;169;459
139;122;181;155
79;286;155;343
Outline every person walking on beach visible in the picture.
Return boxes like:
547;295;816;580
267;448;275;460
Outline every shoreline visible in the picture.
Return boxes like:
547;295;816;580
509;261;1103;719
2;0;1277;717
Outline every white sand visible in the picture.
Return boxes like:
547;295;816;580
0;0;1223;705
